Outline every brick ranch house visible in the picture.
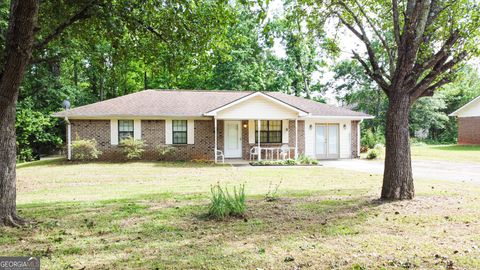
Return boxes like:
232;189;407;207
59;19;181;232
450;95;480;145
53;90;373;162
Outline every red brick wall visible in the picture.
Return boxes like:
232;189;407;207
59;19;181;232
351;120;360;158
172;120;216;160
142;120;165;160
70;120;122;160
143;119;217;161
458;117;480;145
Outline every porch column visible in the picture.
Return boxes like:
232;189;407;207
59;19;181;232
295;118;298;159
257;119;261;161
214;117;218;163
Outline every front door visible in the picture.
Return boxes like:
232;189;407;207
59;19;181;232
315;124;339;159
224;121;242;158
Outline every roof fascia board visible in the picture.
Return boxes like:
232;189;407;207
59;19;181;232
301;115;374;120
54;115;211;120
449;95;480;116
204;92;308;116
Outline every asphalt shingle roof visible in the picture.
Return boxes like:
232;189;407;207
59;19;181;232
53;89;371;118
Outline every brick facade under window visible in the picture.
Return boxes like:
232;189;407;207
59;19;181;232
458;117;480;145
71;120;123;160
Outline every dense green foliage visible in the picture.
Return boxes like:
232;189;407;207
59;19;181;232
119;137;146;160
3;0;480;161
10;0;330;161
329;61;480;144
71;139;101;161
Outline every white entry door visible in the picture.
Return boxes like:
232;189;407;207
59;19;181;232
224;121;242;158
315;124;339;159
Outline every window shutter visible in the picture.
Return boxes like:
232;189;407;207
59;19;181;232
187;120;195;144
165;119;172;144
134;119;141;140
248;120;255;144
282;120;289;144
110;119;118;145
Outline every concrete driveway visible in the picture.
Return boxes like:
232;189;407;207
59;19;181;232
321;159;480;184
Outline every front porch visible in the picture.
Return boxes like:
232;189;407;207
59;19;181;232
213;119;304;163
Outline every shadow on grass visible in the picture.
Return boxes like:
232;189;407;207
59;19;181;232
16;157;66;169
428;144;480;152
17;158;231;169
2;191;390;269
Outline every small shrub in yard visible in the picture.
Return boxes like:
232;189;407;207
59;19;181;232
366;148;379;159
374;143;385;155
208;183;246;219
361;129;384;149
296;154;319;165
373;143;384;151
157;145;176;160
120;137;146;160
72;139;101;161
265;180;282;202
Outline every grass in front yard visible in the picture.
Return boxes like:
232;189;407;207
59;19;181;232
411;144;480;163
2;160;480;269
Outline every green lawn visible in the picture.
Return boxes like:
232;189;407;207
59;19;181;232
362;144;480;163
411;144;480;163
2;160;480;269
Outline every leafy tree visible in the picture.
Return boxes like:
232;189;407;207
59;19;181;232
329;60;387;132
311;0;480;199
0;0;234;227
409;94;449;139
269;0;324;97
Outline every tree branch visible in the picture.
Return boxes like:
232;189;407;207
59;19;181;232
409;51;467;100
117;7;168;43
352;50;390;94
34;2;96;51
411;30;460;76
335;7;389;82
392;0;401;46
352;0;395;77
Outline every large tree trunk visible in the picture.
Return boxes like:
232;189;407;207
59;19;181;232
381;92;415;200
0;0;39;227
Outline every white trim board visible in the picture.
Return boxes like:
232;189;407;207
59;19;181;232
449;95;480;117
204;92;309;117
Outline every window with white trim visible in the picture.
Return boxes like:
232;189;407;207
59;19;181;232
118;120;134;141
173;120;187;144
255;120;282;143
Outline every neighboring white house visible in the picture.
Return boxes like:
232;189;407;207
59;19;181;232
450;95;480;145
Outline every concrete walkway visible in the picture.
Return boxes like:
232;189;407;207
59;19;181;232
321;159;480;184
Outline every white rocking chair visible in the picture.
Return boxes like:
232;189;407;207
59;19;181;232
249;146;260;161
280;144;290;160
216;150;225;163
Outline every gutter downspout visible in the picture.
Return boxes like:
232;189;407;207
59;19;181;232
65;115;71;161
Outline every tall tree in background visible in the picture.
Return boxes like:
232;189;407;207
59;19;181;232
323;0;480;200
0;0;233;227
270;0;323;98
